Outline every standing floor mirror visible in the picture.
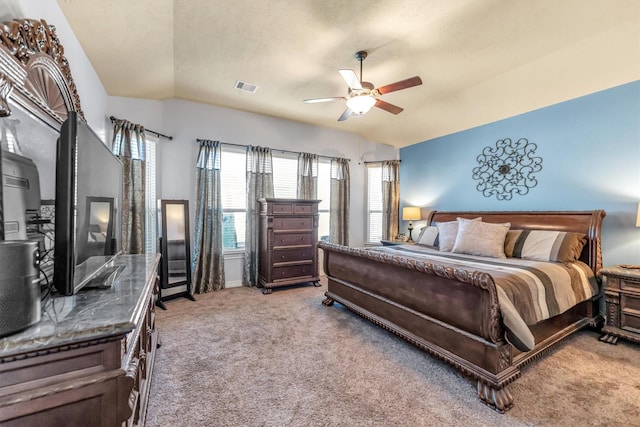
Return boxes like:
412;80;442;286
158;199;195;308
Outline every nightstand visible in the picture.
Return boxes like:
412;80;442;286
599;265;640;345
380;240;415;246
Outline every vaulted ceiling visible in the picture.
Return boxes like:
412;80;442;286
56;0;640;148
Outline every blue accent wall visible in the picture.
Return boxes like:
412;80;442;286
400;81;640;266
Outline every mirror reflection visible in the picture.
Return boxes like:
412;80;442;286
159;199;192;299
165;203;187;284
87;201;111;242
82;197;115;261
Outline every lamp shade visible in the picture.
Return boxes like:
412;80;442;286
402;207;421;221
346;95;376;115
636;202;640;227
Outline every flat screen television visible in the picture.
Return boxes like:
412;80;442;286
54;111;124;296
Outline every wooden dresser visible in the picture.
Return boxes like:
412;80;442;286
0;254;160;426
258;198;321;294
599;265;640;345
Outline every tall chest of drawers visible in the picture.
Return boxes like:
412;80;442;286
258;198;321;294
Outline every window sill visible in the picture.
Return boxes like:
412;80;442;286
223;249;244;259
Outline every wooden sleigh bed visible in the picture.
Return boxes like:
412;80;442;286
319;210;606;412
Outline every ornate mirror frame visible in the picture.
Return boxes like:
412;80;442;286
0;18;84;129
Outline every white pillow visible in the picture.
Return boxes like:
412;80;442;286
417;226;439;247
452;218;511;258
437;217;481;252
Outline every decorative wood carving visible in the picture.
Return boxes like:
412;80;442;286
0;335;121;363
0;72;13;116
319;241;506;344
477;380;514;413
606;294;620;327
0;18;84;124
498;345;511;370
599;267;640;345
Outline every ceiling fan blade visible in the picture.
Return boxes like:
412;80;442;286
337;107;353;121
303;97;346;103
339;69;362;90
375;99;404;115
376;76;422;95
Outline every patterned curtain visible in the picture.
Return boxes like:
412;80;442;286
330;157;350;245
297;152;318;199
192;140;225;293
243;146;274;287
382;160;400;240
111;119;145;254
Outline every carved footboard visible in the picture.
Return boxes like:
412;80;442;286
319;210;605;413
319;242;518;412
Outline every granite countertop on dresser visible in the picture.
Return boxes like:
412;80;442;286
0;253;160;359
600;265;640;279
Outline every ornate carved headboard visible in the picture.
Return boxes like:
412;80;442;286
0;18;83;127
429;210;606;274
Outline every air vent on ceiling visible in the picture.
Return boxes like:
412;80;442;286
234;80;258;93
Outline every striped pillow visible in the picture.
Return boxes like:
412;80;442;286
504;230;587;263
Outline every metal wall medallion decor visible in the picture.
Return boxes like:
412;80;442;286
472;138;542;201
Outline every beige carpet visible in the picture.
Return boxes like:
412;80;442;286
145;281;640;427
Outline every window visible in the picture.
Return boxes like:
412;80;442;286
220;148;246;250
0;119;22;154
271;153;331;240
367;164;383;243
317;160;331;241
144;135;157;254
218;149;332;251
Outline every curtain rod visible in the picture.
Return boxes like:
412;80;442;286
109;116;173;140
196;138;350;162
363;160;401;164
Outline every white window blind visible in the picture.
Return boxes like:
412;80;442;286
144;135;157;254
272;155;298;198
221;149;246;210
220;148;247;250
217;148;333;250
317;160;331;240
367;164;383;243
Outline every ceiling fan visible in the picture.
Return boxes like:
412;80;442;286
304;50;422;121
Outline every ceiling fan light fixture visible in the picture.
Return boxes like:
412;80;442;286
346;95;376;115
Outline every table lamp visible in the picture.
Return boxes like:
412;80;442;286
402;206;422;242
